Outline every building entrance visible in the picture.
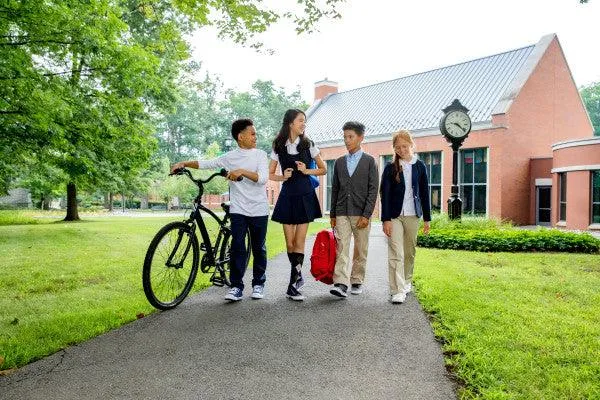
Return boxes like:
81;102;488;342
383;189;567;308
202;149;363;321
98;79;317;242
536;186;551;226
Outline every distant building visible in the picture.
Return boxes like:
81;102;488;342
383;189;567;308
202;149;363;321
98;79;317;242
0;188;32;209
303;34;598;231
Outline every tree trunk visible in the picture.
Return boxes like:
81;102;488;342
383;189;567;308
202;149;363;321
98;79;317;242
122;194;126;212
108;192;113;212
42;195;50;210
64;182;80;221
140;195;148;209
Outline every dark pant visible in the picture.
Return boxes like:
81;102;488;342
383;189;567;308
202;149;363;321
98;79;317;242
229;213;268;290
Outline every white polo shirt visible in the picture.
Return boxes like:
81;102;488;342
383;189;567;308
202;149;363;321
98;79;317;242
198;148;269;217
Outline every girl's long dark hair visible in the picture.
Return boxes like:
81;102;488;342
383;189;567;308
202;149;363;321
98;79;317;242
272;109;310;154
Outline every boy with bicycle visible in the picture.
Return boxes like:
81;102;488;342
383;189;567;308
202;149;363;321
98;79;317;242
171;119;270;301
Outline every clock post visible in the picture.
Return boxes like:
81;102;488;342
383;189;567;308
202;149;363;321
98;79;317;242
439;99;472;220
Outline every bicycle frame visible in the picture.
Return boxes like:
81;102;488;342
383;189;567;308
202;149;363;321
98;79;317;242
167;168;233;272
186;198;231;267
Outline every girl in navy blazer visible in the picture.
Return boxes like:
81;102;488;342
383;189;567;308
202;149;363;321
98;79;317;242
380;130;431;304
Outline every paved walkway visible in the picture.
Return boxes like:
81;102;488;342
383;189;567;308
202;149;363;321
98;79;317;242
0;229;456;400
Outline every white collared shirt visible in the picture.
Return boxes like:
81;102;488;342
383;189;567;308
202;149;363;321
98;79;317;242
198;148;269;216
400;155;418;216
270;136;320;161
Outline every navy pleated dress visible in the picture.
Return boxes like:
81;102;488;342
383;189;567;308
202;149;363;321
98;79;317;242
271;147;322;224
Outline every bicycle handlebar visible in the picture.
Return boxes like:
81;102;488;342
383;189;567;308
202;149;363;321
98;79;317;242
169;167;242;184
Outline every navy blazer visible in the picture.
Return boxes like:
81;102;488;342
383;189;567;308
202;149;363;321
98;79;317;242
380;160;431;222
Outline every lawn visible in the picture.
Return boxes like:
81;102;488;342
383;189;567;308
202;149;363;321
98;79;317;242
0;214;327;371
415;248;600;399
1;213;599;399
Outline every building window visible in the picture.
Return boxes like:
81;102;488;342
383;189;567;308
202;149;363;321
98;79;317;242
559;172;567;221
459;148;487;214
381;154;393;172
592;171;600;224
325;159;335;212
417;151;442;211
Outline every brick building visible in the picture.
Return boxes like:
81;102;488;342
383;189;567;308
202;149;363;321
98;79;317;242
302;34;599;231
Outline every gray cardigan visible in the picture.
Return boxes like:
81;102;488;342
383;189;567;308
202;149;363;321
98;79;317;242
330;152;379;219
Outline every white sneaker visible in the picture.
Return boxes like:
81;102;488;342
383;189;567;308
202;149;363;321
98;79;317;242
403;283;413;294
251;285;264;299
350;284;363;295
225;287;243;301
390;292;406;304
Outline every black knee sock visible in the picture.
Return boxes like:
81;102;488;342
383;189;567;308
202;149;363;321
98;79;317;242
296;253;304;268
293;253;305;284
296;253;304;277
287;252;298;284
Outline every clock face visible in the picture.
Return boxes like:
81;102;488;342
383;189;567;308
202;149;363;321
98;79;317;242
444;110;471;138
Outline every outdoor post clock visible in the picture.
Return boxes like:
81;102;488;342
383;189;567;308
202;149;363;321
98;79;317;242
439;99;472;220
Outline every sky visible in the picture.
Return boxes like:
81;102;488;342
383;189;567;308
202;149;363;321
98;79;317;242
190;0;600;103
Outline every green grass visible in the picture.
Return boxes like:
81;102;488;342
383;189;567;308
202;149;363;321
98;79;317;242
0;210;47;226
415;249;600;399
0;214;327;371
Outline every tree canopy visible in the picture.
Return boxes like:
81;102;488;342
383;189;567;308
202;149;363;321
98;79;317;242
1;0;344;219
580;82;600;136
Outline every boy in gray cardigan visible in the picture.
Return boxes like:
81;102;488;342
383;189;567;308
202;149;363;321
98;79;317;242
329;121;379;297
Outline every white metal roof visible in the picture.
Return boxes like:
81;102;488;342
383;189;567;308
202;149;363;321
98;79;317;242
306;34;557;145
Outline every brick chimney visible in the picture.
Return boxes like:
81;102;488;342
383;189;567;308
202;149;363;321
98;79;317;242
314;78;338;101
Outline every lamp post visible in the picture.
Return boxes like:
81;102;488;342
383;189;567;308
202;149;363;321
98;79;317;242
439;99;472;220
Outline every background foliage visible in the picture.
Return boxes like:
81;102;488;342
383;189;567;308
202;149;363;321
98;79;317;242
580;81;600;136
0;0;340;218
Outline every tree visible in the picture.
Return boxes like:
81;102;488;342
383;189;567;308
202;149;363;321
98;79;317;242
1;0;344;219
222;80;309;152
580;82;600;136
156;68;230;161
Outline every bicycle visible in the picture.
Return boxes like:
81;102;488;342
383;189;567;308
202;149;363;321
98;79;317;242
142;168;250;310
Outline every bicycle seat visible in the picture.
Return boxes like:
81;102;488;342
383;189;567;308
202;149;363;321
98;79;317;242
221;202;230;213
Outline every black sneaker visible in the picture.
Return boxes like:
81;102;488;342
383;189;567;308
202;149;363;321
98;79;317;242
286;284;305;301
330;284;348;298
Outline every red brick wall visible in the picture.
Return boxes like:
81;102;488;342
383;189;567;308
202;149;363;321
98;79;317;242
552;140;600;229
491;37;593;225
314;84;338;101
529;157;553;224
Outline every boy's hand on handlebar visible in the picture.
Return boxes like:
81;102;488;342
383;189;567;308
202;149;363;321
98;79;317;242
227;169;244;182
170;163;185;174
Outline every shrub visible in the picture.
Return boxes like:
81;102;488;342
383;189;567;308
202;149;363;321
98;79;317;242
418;217;600;253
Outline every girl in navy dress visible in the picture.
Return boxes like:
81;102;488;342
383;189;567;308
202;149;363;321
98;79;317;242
269;109;327;301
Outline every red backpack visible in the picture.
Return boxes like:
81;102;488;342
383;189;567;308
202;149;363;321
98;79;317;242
310;229;336;285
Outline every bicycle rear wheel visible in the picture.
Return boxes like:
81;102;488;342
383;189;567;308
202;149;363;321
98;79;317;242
143;221;199;310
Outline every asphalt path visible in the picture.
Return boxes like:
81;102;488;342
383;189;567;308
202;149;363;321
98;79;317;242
1;229;456;400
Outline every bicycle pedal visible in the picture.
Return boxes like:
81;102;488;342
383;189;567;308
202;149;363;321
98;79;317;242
210;276;225;287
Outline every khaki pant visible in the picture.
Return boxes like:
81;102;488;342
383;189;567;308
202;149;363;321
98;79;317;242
333;216;371;287
387;215;419;295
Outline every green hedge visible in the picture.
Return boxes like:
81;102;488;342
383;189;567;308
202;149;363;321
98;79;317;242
418;227;600;253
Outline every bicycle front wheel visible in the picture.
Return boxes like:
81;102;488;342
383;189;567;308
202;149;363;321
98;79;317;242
143;221;199;310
